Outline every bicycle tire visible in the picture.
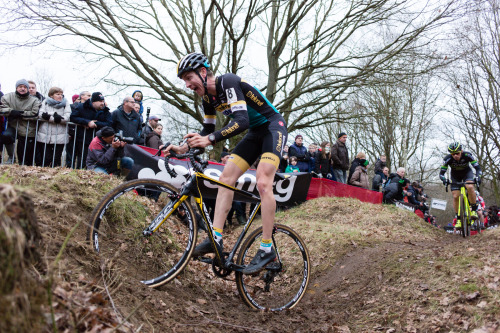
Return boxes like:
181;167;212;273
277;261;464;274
459;194;468;237
87;178;197;288
235;224;310;311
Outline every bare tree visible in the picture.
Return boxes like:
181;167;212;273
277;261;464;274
347;59;441;180
0;0;462;134
446;0;500;201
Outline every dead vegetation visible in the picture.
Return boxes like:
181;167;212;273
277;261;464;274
0;164;499;332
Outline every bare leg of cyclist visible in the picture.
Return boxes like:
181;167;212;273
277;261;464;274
466;183;476;205
452;190;460;213
256;161;277;240
213;161;245;231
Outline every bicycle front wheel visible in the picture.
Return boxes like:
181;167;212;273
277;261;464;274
459;194;469;237
87;178;197;288
235;224;310;311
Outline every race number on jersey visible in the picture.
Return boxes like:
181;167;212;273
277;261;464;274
226;88;237;104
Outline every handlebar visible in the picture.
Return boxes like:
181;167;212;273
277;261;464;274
155;140;208;177
444;178;477;192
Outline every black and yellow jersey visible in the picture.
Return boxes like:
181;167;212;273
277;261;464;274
439;151;482;176
199;73;281;143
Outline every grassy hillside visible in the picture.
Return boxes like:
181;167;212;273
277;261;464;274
0;164;499;332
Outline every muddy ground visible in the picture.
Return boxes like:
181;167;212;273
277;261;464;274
1;165;499;332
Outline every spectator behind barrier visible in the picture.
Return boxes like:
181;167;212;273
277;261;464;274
374;155;387;177
142;115;160;143
383;176;410;204
372;166;389;191
307;143;318;173
315;141;332;179
288;134;309;172
348;151;366;184
132;90;144;121
146;123;170;150
331;132;349;183
278;144;289;173
349;157;370;189
28;80;45;102
285;156;300;173
0;79;41;165
86;126;134;177
69;92;112;169
112;96;142;144
35;86;71;167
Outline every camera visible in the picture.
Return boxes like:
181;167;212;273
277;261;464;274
114;130;135;144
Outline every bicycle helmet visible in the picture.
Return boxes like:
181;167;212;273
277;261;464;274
448;142;462;153
176;52;210;79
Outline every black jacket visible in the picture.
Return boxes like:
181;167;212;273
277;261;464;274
331;140;349;170
70;99;112;143
112;107;142;143
315;153;331;177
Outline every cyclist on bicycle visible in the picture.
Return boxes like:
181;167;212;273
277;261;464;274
439;142;482;229
166;52;287;274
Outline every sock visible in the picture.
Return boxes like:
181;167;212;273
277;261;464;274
213;227;223;243
471;204;478;211
260;239;272;253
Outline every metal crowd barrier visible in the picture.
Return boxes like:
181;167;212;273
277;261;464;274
0;118;96;169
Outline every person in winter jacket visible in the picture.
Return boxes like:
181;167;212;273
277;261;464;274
35;86;71;167
278;144;289;173
315;141;332;179
383;171;409;203
374;155;387;177
288;135;309;172
86;126;134;177
348;152;366;184
372;166;389;191
307;143;318;173
331;132;349;183
28;80;45;102
132;90;144;121
112;96;142;143
69;92;112;168
0;79;41;165
285;156;300;173
146;124;169;150
349;158;370;189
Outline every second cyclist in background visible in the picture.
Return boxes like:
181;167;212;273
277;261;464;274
439;142;482;229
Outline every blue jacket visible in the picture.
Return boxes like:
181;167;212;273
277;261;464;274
288;143;309;172
70;99;112;143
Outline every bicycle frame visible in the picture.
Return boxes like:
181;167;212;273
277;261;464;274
142;170;266;272
446;179;476;236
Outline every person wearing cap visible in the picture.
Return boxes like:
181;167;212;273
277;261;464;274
331;132;349;183
69;92;112;168
86;126;134;177
0;79;41;165
288;134;309;172
142;114;160;138
111;96;142;143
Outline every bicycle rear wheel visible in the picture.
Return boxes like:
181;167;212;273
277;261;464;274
87;178;197;288
235;224;310;311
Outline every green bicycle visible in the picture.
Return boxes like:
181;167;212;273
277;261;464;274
445;179;479;237
87;147;310;311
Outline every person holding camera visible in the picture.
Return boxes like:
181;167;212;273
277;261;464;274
86;126;134;177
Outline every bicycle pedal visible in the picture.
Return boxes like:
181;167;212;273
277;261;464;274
196;256;213;264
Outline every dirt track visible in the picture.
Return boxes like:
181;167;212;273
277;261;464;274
1;165;499;332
